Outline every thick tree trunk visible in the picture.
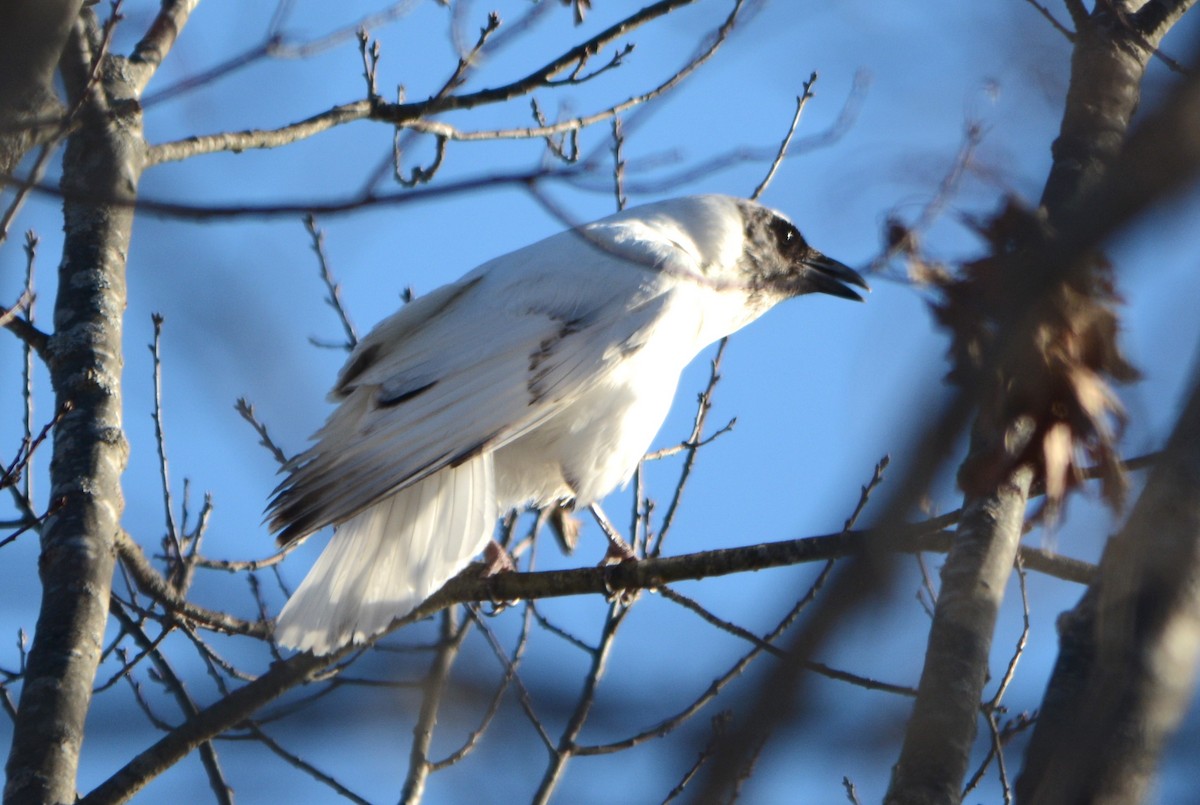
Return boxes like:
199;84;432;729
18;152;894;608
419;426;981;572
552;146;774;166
3;16;144;804
885;4;1189;802
1017;375;1200;803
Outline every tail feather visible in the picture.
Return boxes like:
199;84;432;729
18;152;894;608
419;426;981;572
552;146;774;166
275;454;497;654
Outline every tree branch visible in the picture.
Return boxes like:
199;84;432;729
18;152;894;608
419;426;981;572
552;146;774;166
888;7;1200;801
1016;370;1200;802
3;11;143;802
145;0;744;167
128;0;201;93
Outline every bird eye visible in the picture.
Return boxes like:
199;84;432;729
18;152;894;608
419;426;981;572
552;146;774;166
769;217;802;253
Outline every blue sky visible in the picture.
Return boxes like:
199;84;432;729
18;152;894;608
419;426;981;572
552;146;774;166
3;1;1200;802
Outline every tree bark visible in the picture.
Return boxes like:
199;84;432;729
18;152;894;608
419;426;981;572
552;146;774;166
885;4;1189;802
885;456;1032;804
0;0;81;177
3;14;144;804
1016;375;1200;803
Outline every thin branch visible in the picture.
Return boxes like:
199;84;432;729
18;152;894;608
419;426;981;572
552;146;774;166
148;313;184;580
240;723;371;805
304;215;359;350
0;290;33;331
659;586;916;697
430;602;533;771
146;100;372;166
234;397;291;467
466;607;555;753
141;39;276;108
129;0;202;93
662;712;731;803
611;116;628;211
193;543;299;573
751;72;817;201
575;575;820;757
399;608;471;805
988;555;1030;709
532;604;629;804
145;0;722;166
85;506;1095;802
108;600;234;805
269;1;421;59
0;142;59;249
872;120;983;274
652;338;728;556
1021;0;1077;40
18;228;38;507
114;531;270;638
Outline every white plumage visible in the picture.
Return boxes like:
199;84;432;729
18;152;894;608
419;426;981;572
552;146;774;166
270;195;866;654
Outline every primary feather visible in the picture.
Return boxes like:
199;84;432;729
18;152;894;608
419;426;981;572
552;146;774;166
270;195;866;654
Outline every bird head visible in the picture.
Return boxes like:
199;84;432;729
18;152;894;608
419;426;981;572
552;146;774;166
734;199;869;303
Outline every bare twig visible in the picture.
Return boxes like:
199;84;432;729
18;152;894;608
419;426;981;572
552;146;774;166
0;143;58;249
751;72;818;201
532;604;629;804
2;232;50;363
146;0;727;167
659;586;917;697
304;215;359;350
114;531;270;638
399;608;472;804
431;602;533;770
234;397;292;467
574;574;823;757
194;543;300;572
611;116;628;211
241;723;372;805
1020;0;1076;40
873;120;983;274
652;338;728;556
662;712;731;803
466;606;555;753
108;600;234;805
270;1;420;59
0;290;33;332
148;313;184;580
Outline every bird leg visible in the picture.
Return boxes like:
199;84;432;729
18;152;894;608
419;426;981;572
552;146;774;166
588;502;637;563
588;502;640;607
482;539;517;574
480;539;518;614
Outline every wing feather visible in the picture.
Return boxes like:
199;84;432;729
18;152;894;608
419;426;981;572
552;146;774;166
269;224;690;544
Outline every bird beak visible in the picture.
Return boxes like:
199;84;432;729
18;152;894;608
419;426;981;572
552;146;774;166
803;253;870;302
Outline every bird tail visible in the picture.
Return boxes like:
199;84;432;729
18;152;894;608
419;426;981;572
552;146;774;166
275;454;497;654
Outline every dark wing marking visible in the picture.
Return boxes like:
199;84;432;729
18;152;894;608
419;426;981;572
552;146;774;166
335;343;382;396
378;380;438;408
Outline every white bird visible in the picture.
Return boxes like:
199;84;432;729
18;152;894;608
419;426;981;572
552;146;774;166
269;194;867;654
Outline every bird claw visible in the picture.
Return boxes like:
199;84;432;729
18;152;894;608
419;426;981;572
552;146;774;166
481;540;519;614
599;546;639;607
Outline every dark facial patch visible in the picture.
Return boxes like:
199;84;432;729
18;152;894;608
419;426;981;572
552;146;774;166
767;215;811;263
734;199;865;301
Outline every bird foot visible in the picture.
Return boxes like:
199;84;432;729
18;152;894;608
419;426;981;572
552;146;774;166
481;540;518;613
599;543;639;607
601;539;638;565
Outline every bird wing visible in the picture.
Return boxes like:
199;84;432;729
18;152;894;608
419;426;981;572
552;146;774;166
268;222;697;544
